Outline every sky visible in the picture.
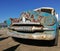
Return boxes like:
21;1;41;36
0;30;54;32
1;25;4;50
0;0;60;23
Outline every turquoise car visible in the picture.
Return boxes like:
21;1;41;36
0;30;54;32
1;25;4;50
6;7;59;46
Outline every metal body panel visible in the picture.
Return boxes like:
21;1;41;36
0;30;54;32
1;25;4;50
6;11;58;41
7;30;56;40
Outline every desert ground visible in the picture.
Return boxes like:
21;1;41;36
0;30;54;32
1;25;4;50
0;28;60;51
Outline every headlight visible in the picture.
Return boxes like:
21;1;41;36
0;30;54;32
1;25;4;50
40;17;56;26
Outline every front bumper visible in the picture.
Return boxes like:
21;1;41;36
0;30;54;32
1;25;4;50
7;30;55;40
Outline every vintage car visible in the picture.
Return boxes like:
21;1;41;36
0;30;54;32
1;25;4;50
6;7;59;46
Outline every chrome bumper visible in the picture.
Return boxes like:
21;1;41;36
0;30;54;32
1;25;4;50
8;26;54;31
7;31;55;40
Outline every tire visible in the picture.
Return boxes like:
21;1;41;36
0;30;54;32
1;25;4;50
52;29;59;46
50;30;58;46
52;38;58;46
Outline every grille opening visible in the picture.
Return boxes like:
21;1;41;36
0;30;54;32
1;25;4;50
12;24;41;26
16;30;44;33
9;24;44;33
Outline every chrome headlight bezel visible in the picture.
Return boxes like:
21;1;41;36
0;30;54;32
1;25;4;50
40;17;56;26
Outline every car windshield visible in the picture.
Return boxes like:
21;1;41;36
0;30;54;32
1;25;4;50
41;9;52;14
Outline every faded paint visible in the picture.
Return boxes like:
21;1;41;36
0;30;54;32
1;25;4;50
7;30;55;40
6;10;58;41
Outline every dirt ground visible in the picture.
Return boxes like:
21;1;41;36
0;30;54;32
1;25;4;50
0;28;60;51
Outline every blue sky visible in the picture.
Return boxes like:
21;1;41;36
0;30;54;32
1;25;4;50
0;0;60;23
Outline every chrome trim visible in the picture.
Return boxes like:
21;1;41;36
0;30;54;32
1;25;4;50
9;26;54;31
12;22;40;25
7;31;55;40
